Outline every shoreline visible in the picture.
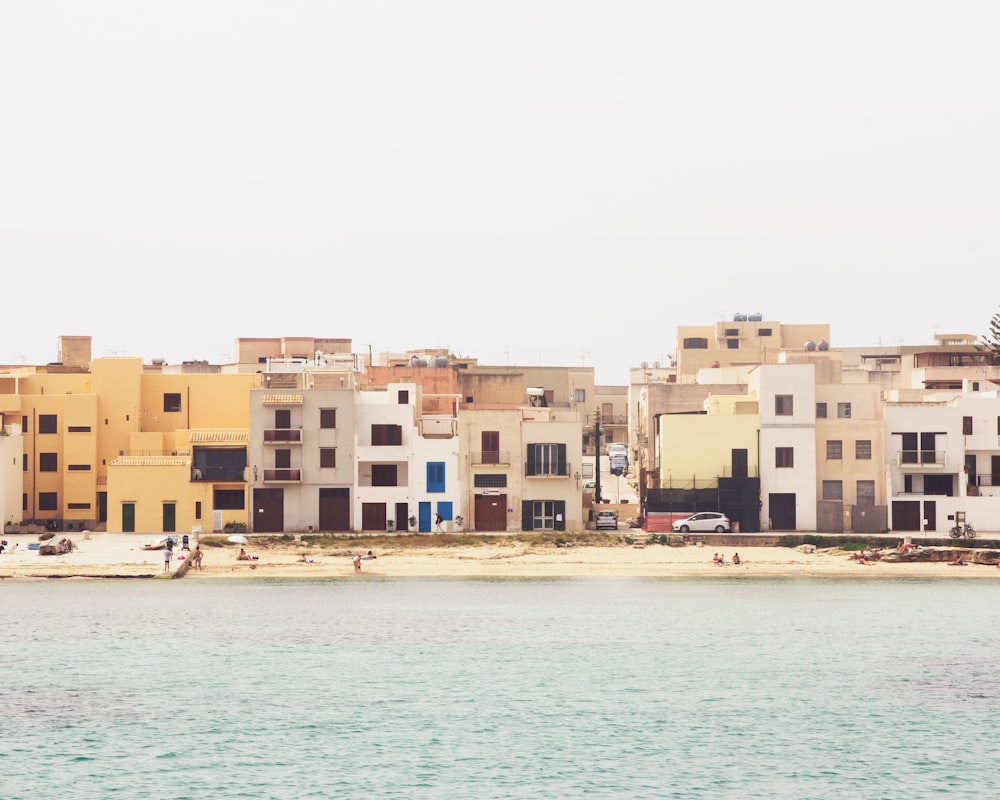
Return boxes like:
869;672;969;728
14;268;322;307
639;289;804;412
1;532;998;581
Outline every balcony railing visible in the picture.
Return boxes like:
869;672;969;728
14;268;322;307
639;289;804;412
263;468;302;482
192;466;247;482
524;463;571;477
471;450;510;465
897;450;946;467
264;429;302;443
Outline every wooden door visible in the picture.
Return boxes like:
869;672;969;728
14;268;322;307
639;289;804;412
482;431;499;464
162;502;176;533
923;500;936;532
768;493;796;530
396;502;409;532
361;502;387;531
475;494;507;531
319;488;350;531
891;500;921;531
253;488;284;532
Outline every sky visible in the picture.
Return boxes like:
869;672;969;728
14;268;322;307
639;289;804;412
2;1;998;384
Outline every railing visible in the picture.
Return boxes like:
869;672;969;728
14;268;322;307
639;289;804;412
263;468;301;482
524;463;571;477
263;429;302;443
471;450;510;465
898;450;946;467
191;467;247;482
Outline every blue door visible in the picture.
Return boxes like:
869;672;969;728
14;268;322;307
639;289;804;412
419;502;432;533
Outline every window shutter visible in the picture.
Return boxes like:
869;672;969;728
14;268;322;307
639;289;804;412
554;500;566;531
522;501;533;531
556;444;567;476
526;445;537;476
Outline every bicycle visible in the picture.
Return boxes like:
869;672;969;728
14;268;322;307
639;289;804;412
949;522;976;539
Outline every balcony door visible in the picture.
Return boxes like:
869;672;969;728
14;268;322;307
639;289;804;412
482;431;499;464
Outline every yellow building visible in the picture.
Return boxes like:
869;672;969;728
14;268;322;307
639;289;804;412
0;338;254;534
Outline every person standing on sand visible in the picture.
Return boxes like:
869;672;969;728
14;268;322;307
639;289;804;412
191;545;203;570
434;512;443;532
163;548;171;573
352;554;362;573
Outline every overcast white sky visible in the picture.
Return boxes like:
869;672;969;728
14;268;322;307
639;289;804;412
2;1;998;383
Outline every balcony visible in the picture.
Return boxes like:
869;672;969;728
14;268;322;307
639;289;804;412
524;462;572;478
263;468;302;482
471;450;510;466
264;429;302;443
192;466;247;482
897;450;946;468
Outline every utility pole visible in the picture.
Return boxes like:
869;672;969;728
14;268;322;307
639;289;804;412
594;407;603;504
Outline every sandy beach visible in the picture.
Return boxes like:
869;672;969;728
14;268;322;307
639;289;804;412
1;531;998;580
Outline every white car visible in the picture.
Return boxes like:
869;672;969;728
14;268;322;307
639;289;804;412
671;512;731;533
596;510;618;530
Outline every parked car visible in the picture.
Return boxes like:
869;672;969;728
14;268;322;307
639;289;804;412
596;510;618;530
671;512;731;533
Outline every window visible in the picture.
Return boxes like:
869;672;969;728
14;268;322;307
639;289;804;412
683;337;708;349
758;328;772;337
23;454;28;472
193;448;247;481
67;502;91;510
727;339;739;349
275;409;291;429
963;416;973;435
371;464;398;487
214;489;245;509
724;328;739;336
275;450;291;468
526;443;567;476
371;424;402;446
164;393;182;412
855;440;872;460
532;500;555;530
195;501;202;520
68;425;91;433
474;474;508;488
68;464;91;471
38;414;57;434
857;480;875;506
320;448;337;468
427;462;445;492
38;492;58;511
826;441;842;460
775;395;793;416
320;409;337;429
775;447;794;468
574;389;585;403
398;390;409;405
39;453;58;472
822;481;843;501
816;403;827;419
22;415;28;433
837;402;852;419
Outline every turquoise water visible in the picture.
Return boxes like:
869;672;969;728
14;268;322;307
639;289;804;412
2;577;998;799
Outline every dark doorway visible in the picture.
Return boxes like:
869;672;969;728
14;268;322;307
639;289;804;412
768;493;796;530
482;431;499;464
395;502;409;532
474;494;508;531
122;503;135;533
731;449;748;480
319;487;350;531
253;488;284;533
98;492;107;524
891;500;921;531
993;456;1000;488
361;502;387;531
923;500;936;532
162;503;176;533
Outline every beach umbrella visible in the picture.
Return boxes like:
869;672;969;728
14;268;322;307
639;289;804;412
227;534;249;545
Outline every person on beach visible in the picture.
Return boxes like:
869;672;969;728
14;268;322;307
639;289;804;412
362;550;377;561
352;554;362;573
191;546;203;570
732;553;741;566
163;548;171;572
434;513;443;532
237;548;250;561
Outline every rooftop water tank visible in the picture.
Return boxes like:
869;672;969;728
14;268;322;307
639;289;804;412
409;355;428;367
818;340;829;351
748;312;763;321
804;340;816;351
733;312;747;321
430;356;449;367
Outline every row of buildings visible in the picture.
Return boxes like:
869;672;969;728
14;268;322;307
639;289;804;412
2;320;998;537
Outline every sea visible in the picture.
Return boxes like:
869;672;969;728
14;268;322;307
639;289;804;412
2;577;998;800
